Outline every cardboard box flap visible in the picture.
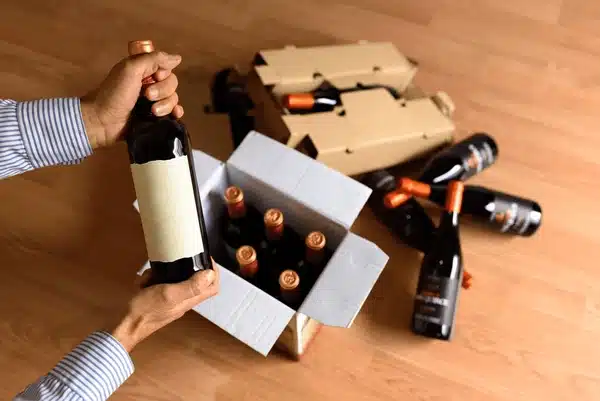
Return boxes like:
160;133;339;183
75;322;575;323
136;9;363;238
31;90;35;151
343;89;454;144
193;265;296;356
132;150;224;212
254;65;282;87
228;131;372;229
299;232;389;327
257;42;415;85
284;90;454;153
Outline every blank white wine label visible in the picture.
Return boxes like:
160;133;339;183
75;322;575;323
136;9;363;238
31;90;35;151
131;156;204;262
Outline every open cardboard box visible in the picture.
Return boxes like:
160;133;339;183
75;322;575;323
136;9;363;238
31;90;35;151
133;132;389;358
244;41;456;176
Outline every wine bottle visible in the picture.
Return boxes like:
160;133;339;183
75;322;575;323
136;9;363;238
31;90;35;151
418;133;498;185
283;81;341;113
279;269;302;309
361;170;436;253
397;178;542;236
235;245;259;286
222;186;264;265
411;181;464;340
283;81;401;114
262;209;304;267
295;231;331;294
126;40;211;286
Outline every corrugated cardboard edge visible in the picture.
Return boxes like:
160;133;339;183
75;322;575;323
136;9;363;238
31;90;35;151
192;264;296;356
299;232;389;327
255;41;417;92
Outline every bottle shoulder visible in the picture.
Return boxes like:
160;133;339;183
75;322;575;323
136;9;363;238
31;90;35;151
127;117;189;163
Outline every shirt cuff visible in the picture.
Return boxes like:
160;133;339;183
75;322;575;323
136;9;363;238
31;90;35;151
16;98;93;168
49;331;135;401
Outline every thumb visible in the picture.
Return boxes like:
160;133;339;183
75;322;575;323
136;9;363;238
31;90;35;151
172;268;218;312
164;268;216;303
127;51;182;82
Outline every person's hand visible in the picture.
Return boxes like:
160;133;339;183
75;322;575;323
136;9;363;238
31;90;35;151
110;264;219;352
81;51;185;150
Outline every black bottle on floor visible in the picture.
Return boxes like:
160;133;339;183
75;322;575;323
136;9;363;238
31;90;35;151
362;170;436;253
398;178;542;237
418;133;498;185
411;181;465;340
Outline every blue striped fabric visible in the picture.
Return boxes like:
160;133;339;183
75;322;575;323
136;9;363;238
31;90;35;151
14;332;135;401
1;99;133;400
0;97;92;180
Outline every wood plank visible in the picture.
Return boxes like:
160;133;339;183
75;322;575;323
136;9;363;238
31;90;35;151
0;0;599;400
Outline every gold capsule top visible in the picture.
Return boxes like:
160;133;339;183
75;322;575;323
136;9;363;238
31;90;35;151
128;40;154;56
264;208;284;227
236;245;257;266
306;231;326;251
224;186;244;204
279;270;300;291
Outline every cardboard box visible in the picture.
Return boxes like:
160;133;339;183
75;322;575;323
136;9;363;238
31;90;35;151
244;41;456;176
133;131;389;358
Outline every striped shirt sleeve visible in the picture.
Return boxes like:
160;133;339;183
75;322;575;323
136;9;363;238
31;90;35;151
14;331;135;401
0;98;93;180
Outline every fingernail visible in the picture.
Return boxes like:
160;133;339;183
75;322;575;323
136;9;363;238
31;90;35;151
171;54;182;62
147;87;158;100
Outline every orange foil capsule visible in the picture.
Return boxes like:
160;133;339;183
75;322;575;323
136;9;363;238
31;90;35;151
383;190;412;209
445;181;464;214
462;270;473;289
236;245;259;279
398;178;432;198
128;40;157;85
282;94;316;110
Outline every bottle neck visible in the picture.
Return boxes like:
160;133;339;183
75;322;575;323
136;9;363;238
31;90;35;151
441;210;460;228
227;201;247;219
306;246;324;266
266;223;284;241
133;91;156;119
239;260;258;278
419;160;465;185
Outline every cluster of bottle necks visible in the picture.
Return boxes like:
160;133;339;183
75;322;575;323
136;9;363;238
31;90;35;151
219;186;331;309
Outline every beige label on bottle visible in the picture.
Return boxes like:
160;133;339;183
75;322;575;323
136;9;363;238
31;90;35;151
131;156;204;262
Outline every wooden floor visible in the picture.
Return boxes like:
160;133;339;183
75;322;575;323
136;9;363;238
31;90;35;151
1;0;598;400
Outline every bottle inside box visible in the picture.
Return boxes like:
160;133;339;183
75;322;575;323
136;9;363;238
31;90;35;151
252;53;407;117
200;164;347;311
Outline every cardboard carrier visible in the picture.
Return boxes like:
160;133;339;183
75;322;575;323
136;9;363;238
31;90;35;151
244;41;456;176
133;132;389;359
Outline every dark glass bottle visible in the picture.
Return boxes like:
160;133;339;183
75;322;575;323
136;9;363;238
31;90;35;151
411;181;464;341
261;209;304;266
361;170;436;253
221;186;264;267
279;269;302;309
283;81;401;114
235;245;260;286
418;133;498;185
126;40;211;287
398;178;542;237
295;231;332;296
258;209;304;296
282;81;341;113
